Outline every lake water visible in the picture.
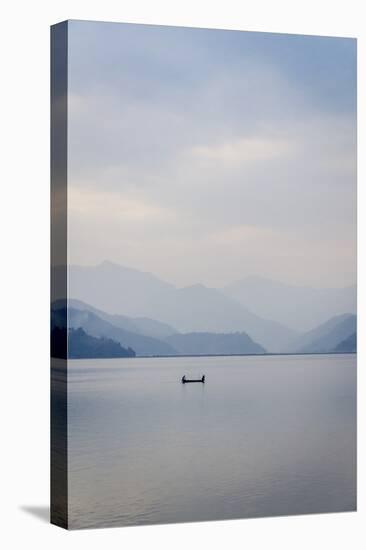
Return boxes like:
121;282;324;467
65;354;356;529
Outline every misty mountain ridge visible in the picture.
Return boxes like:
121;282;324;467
51;301;267;357
165;332;265;356
58;262;297;352
51;297;356;357
53;261;356;353
52;305;178;356
334;332;356;353
290;313;356;354
223;275;356;332
51;326;136;359
52;298;178;339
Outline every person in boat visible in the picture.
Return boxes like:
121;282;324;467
182;375;186;383
202;375;205;383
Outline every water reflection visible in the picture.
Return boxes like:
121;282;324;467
64;354;355;529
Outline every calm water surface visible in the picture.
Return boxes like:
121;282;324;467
66;354;356;528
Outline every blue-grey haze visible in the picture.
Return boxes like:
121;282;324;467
62;262;356;343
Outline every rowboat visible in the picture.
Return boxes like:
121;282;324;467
181;375;205;384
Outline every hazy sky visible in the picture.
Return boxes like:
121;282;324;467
68;20;356;288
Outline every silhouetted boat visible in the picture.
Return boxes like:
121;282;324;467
181;375;205;384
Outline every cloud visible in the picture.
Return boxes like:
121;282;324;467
190;136;293;166
66;21;356;288
69;187;175;223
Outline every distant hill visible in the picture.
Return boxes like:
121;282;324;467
54;261;177;319
51;297;356;358
333;332;356;353
52;306;178;357
52;263;356;354
57;262;296;352
170;284;296;352
223;276;356;332
51;302;266;357
165;332;266;355
51;326;136;359
289;314;357;354
52;298;178;339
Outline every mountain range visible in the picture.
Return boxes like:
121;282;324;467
288;313;356;354
52;303;178;356
51;325;136;359
165;332;265;356
51;262;356;356
54;262;296;352
51;300;266;357
51;304;356;359
223;276;356;332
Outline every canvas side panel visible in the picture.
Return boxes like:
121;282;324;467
50;20;68;529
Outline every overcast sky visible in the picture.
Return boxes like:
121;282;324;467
67;20;356;289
